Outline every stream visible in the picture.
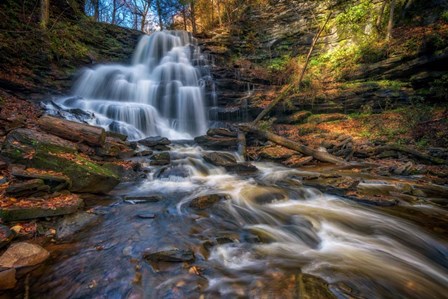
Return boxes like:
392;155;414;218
25;145;448;299
27;30;448;298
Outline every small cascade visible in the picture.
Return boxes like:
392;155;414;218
49;31;215;140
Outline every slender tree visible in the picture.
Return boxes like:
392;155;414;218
40;0;49;29
386;0;396;41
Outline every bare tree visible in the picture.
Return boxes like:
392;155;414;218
40;0;49;29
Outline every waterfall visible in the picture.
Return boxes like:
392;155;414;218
51;31;213;140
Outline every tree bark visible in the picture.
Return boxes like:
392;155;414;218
40;0;49;29
252;13;331;126
112;0;117;24
156;0;164;30
386;0;396;41
239;125;347;165
37;116;106;147
93;0;99;21
376;0;387;30
190;0;197;35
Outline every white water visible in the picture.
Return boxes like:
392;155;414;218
50;31;213;140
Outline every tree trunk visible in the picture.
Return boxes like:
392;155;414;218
239;125;347;165
40;0;49;29
37;116;106;147
376;0;387;30
252;13;331;126
190;0;197;35
217;0;222;26
156;0;164;30
182;7;187;31
93;0;99;21
112;0;117;24
386;0;396;41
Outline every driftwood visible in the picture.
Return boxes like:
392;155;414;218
38;115;106;147
239;125;348;165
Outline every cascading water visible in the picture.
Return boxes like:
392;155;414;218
48;31;213;140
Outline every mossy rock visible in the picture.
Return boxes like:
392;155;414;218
1;129;119;193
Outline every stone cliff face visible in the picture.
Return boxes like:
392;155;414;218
201;0;448;119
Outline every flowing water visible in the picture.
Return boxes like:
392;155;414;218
29;31;448;298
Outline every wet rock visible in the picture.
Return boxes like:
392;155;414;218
347;194;399;206
226;162;258;175
0;268;16;290
203;152;237;167
11;168;71;192
0;225;15;249
152;145;170;151
143;248;195;263
189;194;228;209
301;274;337;299
56;212;98;240
357;181;412;196
0;242;49;268
135;149;153;157
194;135;238;150
105;130;128;141
241;186;287;204
155;166;190;179
206;128;238;137
124;195;163;204
150;152;170;166
138;136;171;147
5;179;51;198
1;128;120;193
136;213;156;219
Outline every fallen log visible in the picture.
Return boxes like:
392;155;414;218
239;125;348;165
374;145;445;165
38;115;106;147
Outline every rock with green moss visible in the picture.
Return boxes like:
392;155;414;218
1;129;119;193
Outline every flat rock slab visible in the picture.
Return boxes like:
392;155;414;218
5;179;51;198
143;248;195;263
0;242;49;268
11;168;71;191
0;225;15;249
139;136;171;147
0;268;16;290
0;194;83;222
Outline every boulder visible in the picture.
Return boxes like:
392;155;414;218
0;242;49;268
203;152;237;167
0;225;15;249
226;162;258;175
1;129;120;193
194;135;239;150
143;248;195;263
150;152;170;166
56;212;98;240
138;136;171;147
95;136;134;158
189;194;228;209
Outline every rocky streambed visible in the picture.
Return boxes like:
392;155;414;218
0;113;447;297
